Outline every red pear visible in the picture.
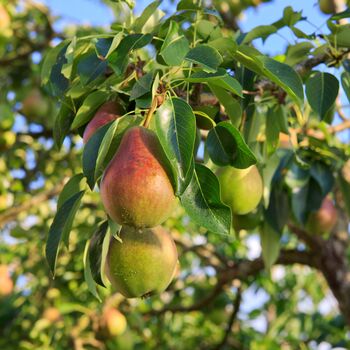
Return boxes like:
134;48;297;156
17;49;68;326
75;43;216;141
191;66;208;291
100;126;176;228
306;197;338;235
83;101;123;143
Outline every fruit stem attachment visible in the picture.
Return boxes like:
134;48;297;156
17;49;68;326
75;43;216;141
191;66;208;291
142;96;158;128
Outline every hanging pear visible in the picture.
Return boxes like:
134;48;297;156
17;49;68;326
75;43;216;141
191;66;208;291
100;126;176;228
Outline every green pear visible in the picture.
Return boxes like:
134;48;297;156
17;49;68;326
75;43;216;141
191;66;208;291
319;0;336;14
105;225;178;298
217;165;263;215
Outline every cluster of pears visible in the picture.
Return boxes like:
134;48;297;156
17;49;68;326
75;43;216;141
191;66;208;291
84;101;178;298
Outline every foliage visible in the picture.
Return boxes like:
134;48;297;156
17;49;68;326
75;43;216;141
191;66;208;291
1;0;350;349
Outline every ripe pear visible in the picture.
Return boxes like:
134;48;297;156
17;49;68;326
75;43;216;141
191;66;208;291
100;126;176;228
83;101;123;143
306;197;337;235
22;89;49;121
105;225;178;298
217;165;263;215
0;265;13;296
102;308;127;337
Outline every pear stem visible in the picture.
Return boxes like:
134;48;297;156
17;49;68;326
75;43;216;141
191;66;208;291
143;96;158;128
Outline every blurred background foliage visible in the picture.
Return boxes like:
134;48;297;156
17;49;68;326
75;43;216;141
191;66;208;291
0;0;350;349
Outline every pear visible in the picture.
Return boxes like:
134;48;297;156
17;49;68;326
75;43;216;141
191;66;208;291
102;308;127;337
83;101;123;143
217;165;263;215
306;197;337;235
100;126;176;228
105;225;178;298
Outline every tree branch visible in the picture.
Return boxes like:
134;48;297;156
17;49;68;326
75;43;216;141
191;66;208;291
0;182;65;228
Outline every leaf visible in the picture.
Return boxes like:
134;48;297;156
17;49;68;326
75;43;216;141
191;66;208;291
209;75;243;97
54;100;75;149
265;106;281;156
160;21;190;66
208;84;242;127
180;164;231;235
242;25;277;44
77;52;107;85
105;32;124;58
130;71;154;100
155;98;196;195
260;222;281;271
338;169;350;216
185;45;223;73
61;37;76;79
41;40;69;86
132;0;161;32
84;240;101;301
57;174;85;209
306;72;339;121
185;68;227;82
89;221;109;287
46;191;85;276
108;34;153;75
341;71;350;103
327;26;350;48
285;42;314;66
206;122;257;168
330;8;350;21
71;90;109;130
83;122;112;189
208;37;237;61
265;185;289;232
257;55;304;104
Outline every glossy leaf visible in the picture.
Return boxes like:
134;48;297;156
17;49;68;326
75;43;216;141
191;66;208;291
206;121;256;168
306;72;339;121
57;174;85;209
84;240;101;301
185;45;223;73
130;71;154;100
180;164;231;235
132;0;161;32
46;190;85;276
155;97;196;195
260;222;281;271
341;71;350;103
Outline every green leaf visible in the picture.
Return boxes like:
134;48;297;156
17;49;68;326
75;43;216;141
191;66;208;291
57;174;85;209
242;25;277;44
257;56;304;103
180;164;231;235
155;98;196;195
46;190;85;276
83;122;112;189
260;222;281;271
71;91;109;130
160;21;190;66
206;121;257;168
285;42;314;66
185;45;223;73
208;37;237;61
108;34;153;75
208;84;242;127
84;240;101;301
88;221;109;287
338;169;350;216
327;25;350;48
209;75;243;97
306;72;339;121
330;8;350;21
132;0;161;32
54;101;75;149
266;107;281;156
61;37;76;79
41;40;69;86
77;52;107;85
105;32;124;58
130;71;154;100
341;71;350;103
185;68;227;82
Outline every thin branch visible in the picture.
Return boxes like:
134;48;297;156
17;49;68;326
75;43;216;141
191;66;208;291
213;288;242;350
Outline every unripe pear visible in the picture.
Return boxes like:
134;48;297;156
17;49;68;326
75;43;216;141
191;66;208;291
217;165;263;215
83;101;123;143
319;0;336;14
100;126;176;228
232;208;262;232
105;225;178;298
102;308;127;337
306;197;337;235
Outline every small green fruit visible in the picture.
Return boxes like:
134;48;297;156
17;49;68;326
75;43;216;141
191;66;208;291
103;308;127;336
232;207;262;232
319;0;335;14
106;226;178;298
217;165;263;215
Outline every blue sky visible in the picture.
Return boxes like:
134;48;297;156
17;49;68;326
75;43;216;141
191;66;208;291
39;0;333;56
